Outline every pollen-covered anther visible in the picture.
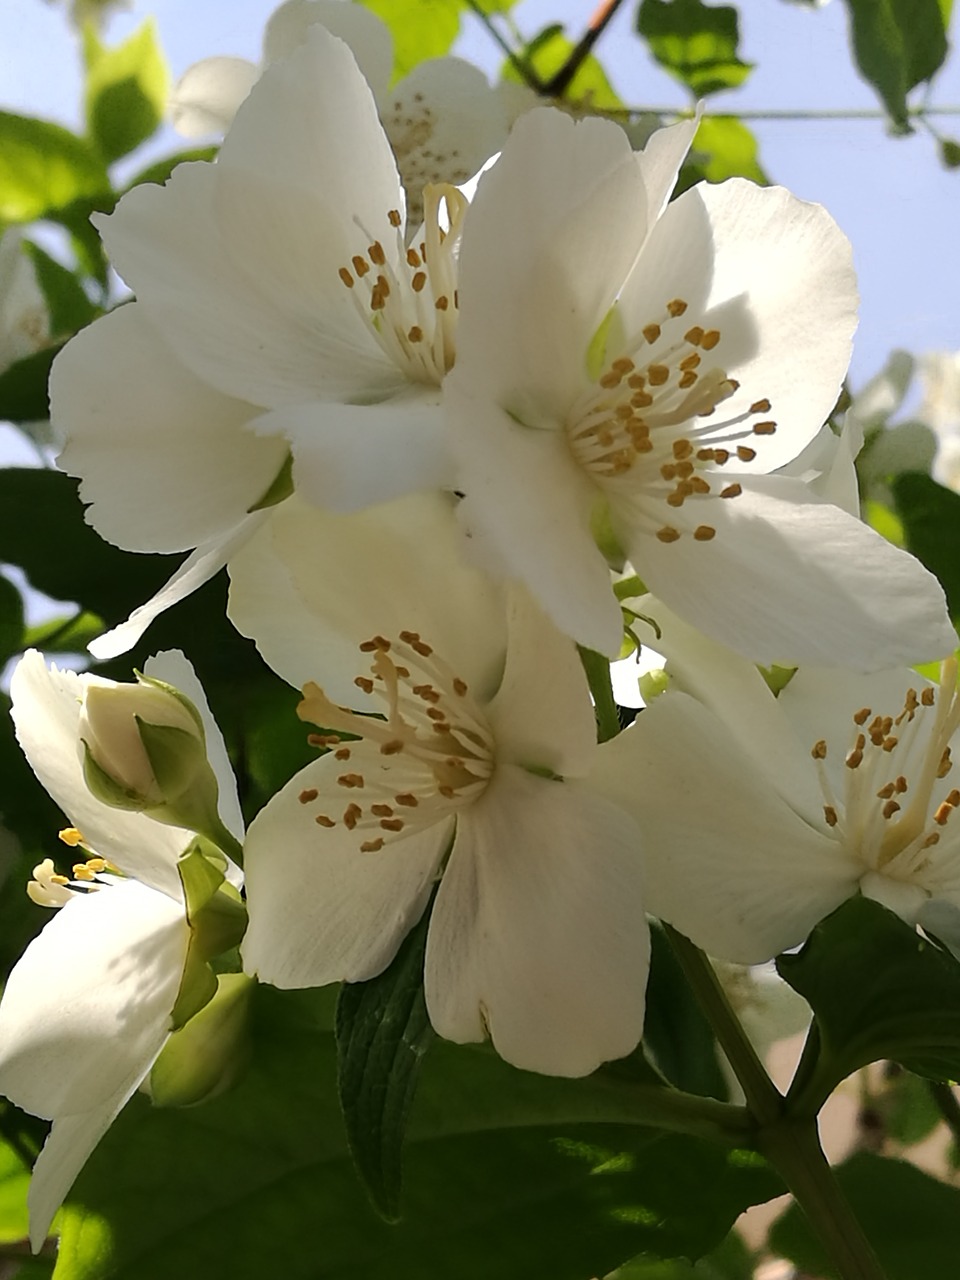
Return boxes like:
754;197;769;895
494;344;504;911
656;526;681;543
934;801;956;826
299;788;319;805
853;707;872;726
720;484;742;499
338;773;365;789
753;421;777;436
882;800;901;820
58;827;84;847
938;748;953;778
693;525;716;541
824;805;839;826
667;298;688;317
812;740;827;760
360;838;385;853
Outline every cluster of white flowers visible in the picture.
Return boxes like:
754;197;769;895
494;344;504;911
3;2;958;1249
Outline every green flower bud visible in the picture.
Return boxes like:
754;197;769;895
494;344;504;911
148;972;254;1108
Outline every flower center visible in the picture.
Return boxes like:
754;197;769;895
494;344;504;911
296;630;495;853
336;184;465;386
567;298;777;545
27;829;116;908
809;659;960;884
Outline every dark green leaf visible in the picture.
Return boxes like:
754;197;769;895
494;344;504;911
881;1067;942;1146
637;0;753;97
892;471;960;621
0;575;24;668
0;347;61;424
643;925;728;1101
336;903;436;1220
770;1151;960;1279
55;986;781;1279
49;199;112;291
84;19;171;164
612;1230;754;1277
22;243;98;339
778;897;960;1112
357;0;461;79
0;114;110;223
940;137;960;168
502;24;625;109
22;612;105;655
840;0;948;131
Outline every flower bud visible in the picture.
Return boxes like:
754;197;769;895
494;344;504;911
148;972;253;1108
79;674;207;811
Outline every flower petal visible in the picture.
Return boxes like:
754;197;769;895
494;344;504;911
424;764;649;1077
169;56;259;138
228;493;507;704
10;654;190;898
0;879;186;1118
241;754;450;987
596;693;861;963
263;0;393;95
629;473;956;670
53;304;286;553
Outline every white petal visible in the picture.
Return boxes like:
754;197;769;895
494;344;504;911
452;397;623;656
633;114;699;224
629;474;956;670
241;754;449;987
253;395;451;512
87;512;269;661
53;304;286;553
424;765;649;1077
0;880;185;1118
454;108;650;416
169;57;259;138
595;694;861;963
263;0;393;94
9;654;190;898
143;651;245;849
227;492;507;704
485;587;597;779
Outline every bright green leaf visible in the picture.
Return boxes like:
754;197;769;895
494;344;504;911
336;904;436;1221
840;0;948;132
84;19;171;163
691;116;768;184
0;114;109;223
637;0;753;97
22;243;98;339
892;472;960;621
23;612;105;654
357;0;461;79
771;1151;960;1279
502;24;625;109
0;1136;30;1246
55;986;782;1279
778;897;960;1114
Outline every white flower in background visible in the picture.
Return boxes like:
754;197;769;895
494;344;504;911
0;651;243;1250
170;0;510;226
54;25;471;657
448;108;955;668
919;350;960;490
595;599;960;965
0;230;49;375
848;350;937;500
229;492;649;1078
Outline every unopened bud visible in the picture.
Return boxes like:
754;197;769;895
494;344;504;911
148;972;253;1108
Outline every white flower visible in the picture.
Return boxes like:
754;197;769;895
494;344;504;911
0;651;243;1249
447;108;955;668
229;492;649;1077
595;600;960;964
54;26;472;656
170;0;510;225
919;350;960;490
0;231;49;375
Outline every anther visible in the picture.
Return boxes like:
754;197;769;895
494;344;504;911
369;242;386;266
922;688;936;706
435;296;449;311
395;793;419;807
388;209;402;228
380;818;405;832
877;783;896;799
299;788;319;804
335;748;351;760
338;267;354;288
59;827;84;847
694;526;716;541
812;741;827;760
672;438;693;460
381;740;404;755
343;803;362;829
408;326;423;342
642;324;661;344
371;804;394;817
667;299;688;317
753;421;777;436
750;399;772;413
412;272;427;292
720;484;742;499
736;446;756;462
648;365;669;386
685;326;705;345
352;256;369;276
315;814;335;828
656;526;681;543
935;801;955;825
406;248;421;267
361;838;385;852
453;678;468;696
882;800;901;819
355;677;375;694
853;708;872;726
338;774;365;788
824;805;839;826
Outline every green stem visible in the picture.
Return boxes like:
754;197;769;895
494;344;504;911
460;0;544;91
542;0;626;98
598;1080;754;1146
577;646;621;743
760;1119;888;1280
664;926;888;1280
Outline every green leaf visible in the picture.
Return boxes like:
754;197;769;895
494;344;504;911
0;1132;31;1246
940;137;960;169
770;1151;960;1279
502;24;625;109
637;0;753;97
778;897;960;1113
881;1067;942;1146
357;0;461;79
22;243;98;339
892;472;960;621
23;612;105;654
336;904;436;1221
0;345;61;424
690;116;768;184
643;925;728;1101
0;574;24;668
83;19;171;164
55;986;782;1279
840;0;948;132
612;1230;754;1277
0;114;110;223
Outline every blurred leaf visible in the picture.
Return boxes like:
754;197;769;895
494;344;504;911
357;0;461;79
940;137;960;168
611;1230;754;1277
0;114;110;223
0;346;61;424
22;243;98;339
840;0;948;132
55;986;781;1279
892;472;960;621
0;574;24;668
23;611;105;654
863;496;906;547
778;897;960;1112
502;24;625;109
83;19;171;164
637;0;753;97
691;116;768;183
882;1068;942;1146
49;198;112;291
643;925;728;1101
0;1135;31;1246
771;1151;960;1278
336;905;436;1221
124;146;217;192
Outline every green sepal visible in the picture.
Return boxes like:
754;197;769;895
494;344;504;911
248;453;294;513
133;670;206;737
170;841;248;1031
758;664;797;696
170;946;218;1032
614;575;648;602
585;303;622;381
150;972;254;1107
591;498;628;571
